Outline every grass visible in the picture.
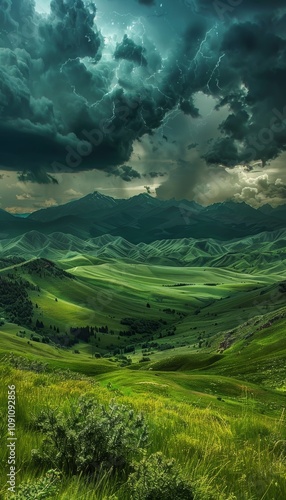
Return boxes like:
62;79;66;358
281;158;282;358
0;325;118;375
0;362;286;499
0;255;286;498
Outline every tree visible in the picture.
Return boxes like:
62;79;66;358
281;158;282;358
90;335;97;358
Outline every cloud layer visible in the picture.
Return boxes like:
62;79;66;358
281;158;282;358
0;0;285;210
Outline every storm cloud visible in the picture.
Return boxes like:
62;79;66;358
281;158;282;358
0;0;192;183
114;35;147;66
0;0;285;209
138;0;155;6
111;165;142;182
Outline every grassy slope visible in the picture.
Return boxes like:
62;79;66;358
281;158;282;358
1;255;286;498
1;359;286;499
0;324;117;375
1;257;286;378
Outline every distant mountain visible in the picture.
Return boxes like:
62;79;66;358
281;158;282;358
0;193;286;243
0;208;16;221
28;191;120;222
267;205;286;221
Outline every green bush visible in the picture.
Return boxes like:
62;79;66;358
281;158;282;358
127;452;194;500
32;396;148;477
139;357;151;363
11;470;61;500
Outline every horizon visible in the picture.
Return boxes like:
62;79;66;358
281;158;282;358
2;190;286;216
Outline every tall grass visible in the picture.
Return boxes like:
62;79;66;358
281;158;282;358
0;362;285;499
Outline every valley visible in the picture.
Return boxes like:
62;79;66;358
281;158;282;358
1;197;286;499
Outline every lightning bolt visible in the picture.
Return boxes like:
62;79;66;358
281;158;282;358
58;11;224;153
168;24;221;104
192;25;218;79
160;106;181;135
149;84;173;101
206;53;225;93
59;58;91;104
59;58;80;74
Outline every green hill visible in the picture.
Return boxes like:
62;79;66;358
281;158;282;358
1;234;286;499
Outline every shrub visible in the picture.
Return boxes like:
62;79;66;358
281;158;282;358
139;357;151;363
11;470;61;500
31;335;41;342
1;354;48;373
32;396;148;477
127;452;194;500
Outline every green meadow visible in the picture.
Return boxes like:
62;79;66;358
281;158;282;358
0;255;286;499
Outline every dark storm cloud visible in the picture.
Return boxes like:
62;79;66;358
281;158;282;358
0;0;35;35
203;137;239;166
114;35;147;66
0;0;160;182
18;169;58;184
193;0;286;18
0;2;224;186
187;143;198;150
0;0;180;183
143;171;166;178
203;18;286;167
219;110;250;142
1;0;286;191
179;99;200;118
38;0;101;65
111;165;141;182
155;17;219;108
138;0;155;6
0;0;104;182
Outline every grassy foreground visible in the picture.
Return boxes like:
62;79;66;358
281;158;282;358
0;257;286;499
0;357;286;500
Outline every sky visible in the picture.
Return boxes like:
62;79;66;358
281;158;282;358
0;0;286;213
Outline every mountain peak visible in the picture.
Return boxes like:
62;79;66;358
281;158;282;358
92;191;109;198
83;191;118;204
136;193;152;198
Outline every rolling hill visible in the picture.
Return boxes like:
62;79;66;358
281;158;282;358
1;249;286;383
1;228;286;499
1;229;286;275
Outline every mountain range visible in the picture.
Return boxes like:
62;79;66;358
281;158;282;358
1;192;286;244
